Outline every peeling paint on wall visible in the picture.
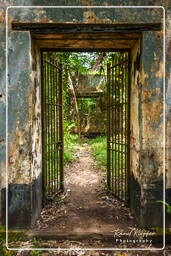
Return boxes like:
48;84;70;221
130;39;141;182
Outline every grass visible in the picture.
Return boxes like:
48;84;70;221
89;136;107;170
0;226;42;255
89;135;126;170
64;133;79;165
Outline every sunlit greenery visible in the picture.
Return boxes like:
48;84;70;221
64;121;78;165
89;136;107;170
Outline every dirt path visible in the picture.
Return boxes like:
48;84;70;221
7;146;166;254
34;144;137;236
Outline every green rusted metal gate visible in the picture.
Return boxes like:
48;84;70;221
107;52;130;204
41;52;64;200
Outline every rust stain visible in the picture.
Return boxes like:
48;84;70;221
28;87;33;122
8;126;31;184
143;99;162;121
141;64;148;85
0;10;5;24
83;10;111;24
83;10;101;23
7;16;13;32
167;40;171;58
155;88;161;94
155;61;163;78
155;30;163;40
80;0;93;5
0;161;6;188
142;90;153;101
151;52;163;78
142;88;161;101
131;136;137;146
39;16;53;23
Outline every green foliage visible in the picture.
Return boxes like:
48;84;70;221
156;200;171;214
0;229;28;256
64;121;78;165
78;98;96;114
31;250;40;256
57;52;87;75
89;136;107;169
64;150;75;165
90;135;126;178
59;52;102;75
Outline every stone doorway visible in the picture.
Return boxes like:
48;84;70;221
6;23;164;234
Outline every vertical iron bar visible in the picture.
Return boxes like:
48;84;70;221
116;54;119;198
114;54;117;196
56;59;59;192
107;63;111;190
125;52;127;202
121;53;124;201
106;51;130;204
125;52;128;202
47;53;49;196
127;51;131;204
54;58;57;194
49;56;53;195
41;52;45;204
117;53;121;200
124;52;128;202
41;52;65;199
52;54;55;194
118;53;121;198
124;52;126;201
59;63;64;191
111;56;114;192
48;53;51;196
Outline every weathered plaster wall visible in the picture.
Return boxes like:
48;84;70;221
30;39;42;225
7;31;33;227
130;30;164;227
130;39;141;220
140;31;164;227
0;0;169;228
165;5;171;227
0;1;8;224
7;5;163;24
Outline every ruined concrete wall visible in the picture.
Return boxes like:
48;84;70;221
7;4;163;24
130;39;141;220
140;31;164;227
4;32;43;228
0;2;6;224
7;31;33;227
73;96;107;135
166;6;171;227
0;1;169;228
30;39;42;225
130;31;164;228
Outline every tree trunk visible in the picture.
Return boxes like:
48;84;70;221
68;72;81;141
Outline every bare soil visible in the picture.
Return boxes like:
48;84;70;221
25;143;165;254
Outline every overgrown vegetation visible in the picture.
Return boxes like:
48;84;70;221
89;136;107;170
43;51;128;194
0;226;43;256
64;122;78;165
61;52;110;165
